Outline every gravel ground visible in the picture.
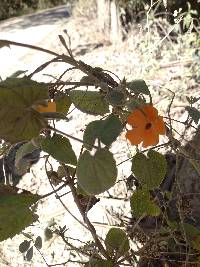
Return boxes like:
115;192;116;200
0;5;199;267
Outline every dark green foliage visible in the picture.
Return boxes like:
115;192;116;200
120;0;200;31
0;0;72;20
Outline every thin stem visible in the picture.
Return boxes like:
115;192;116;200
48;126;99;149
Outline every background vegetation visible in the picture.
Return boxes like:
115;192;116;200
0;0;73;20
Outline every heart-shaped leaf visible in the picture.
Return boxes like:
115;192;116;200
0;185;40;241
77;148;117;195
132;150;167;189
99;114;123;146
0;77;48;142
83;120;102;150
41;134;77;166
130;188;160;218
0;107;47;143
55;94;72;114
83;114;123;150
69;90;109;115
105;228;129;257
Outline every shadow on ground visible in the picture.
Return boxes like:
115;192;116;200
0;5;70;31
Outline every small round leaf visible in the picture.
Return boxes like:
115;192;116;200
26;246;33;261
19;240;31;253
105;228;129;258
34;236;42;249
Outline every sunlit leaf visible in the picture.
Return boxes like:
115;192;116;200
55;94;72;114
105;228;129;258
69;90;109;115
77;148;117;195
41;134;77;166
0;77;48;142
132;150;167;189
130;187;160;218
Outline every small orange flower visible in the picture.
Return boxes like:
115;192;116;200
126;105;166;148
36;101;56;113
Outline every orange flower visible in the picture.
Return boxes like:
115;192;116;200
36;101;56;113
126;105;166;148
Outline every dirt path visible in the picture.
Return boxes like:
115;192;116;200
0;4;71;79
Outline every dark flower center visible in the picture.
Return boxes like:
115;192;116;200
145;122;152;130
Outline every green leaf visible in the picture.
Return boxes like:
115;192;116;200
132;150;167;190
77;148;117;195
130;188;160;218
182;223;200;252
76;184;89;196
0;107;46;143
0;184;40;241
193;235;200;252
0;77;48;142
105;228;129;258
0;77;48;107
99;114;123;146
186;106;200;124
182;223;200;242
106;90;125;106
83;115;123;150
41;134;77;166
127;79;150;95
35;236;42;249
57;165;76;178
55;94;71;114
69;90;109;115
83;120;102;150
19;240;31;253
44;227;53;241
26;246;33;261
126;98;146;111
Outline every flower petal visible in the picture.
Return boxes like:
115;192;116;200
154;116;166;135
142;129;159;148
126;129;143;146
127;108;147;126
143;105;158;121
